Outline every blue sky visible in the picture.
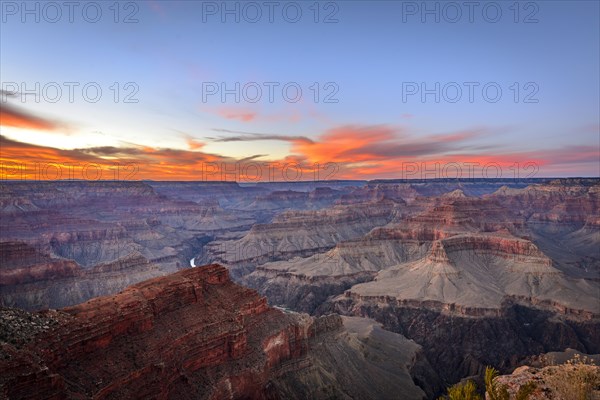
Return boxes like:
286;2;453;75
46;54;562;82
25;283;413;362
1;0;598;180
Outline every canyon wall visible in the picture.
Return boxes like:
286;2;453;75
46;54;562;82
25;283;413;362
0;264;429;399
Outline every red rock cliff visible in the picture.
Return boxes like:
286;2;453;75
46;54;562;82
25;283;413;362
0;264;323;400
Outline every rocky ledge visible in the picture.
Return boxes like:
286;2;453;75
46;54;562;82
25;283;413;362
493;360;600;399
0;264;429;399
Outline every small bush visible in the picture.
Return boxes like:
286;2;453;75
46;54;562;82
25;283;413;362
545;354;600;400
514;381;536;400
437;379;482;400
485;366;509;400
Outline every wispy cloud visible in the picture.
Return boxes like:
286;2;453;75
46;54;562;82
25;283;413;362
216;107;257;122
201;105;303;124
211;133;313;144
0;103;63;131
287;125;492;163
1;92;71;132
185;136;205;150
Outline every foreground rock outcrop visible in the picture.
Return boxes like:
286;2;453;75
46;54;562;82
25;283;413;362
0;264;428;399
493;357;600;399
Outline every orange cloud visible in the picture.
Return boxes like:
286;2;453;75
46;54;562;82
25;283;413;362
0;103;60;131
185;136;205;150
201;104;307;124
286;125;596;179
292;125;398;164
1;122;597;181
0;135;319;181
216;107;257;122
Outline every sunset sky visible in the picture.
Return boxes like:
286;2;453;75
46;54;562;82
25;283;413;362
1;0;598;181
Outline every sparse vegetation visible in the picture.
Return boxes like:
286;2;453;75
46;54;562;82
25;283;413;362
437;366;536;400
514;381;536;400
485;366;537;400
0;308;62;348
437;379;481;400
485;366;510;400
545;354;600;400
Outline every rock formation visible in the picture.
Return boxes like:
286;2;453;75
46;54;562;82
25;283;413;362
0;264;428;399
204;197;401;278
492;358;600;399
0;181;261;310
236;180;600;393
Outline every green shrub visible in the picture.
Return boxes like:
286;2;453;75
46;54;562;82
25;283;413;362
438;366;538;400
485;366;509;400
437;380;482;400
514;381;536;400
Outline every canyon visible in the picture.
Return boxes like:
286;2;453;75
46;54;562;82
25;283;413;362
1;178;598;398
0;264;429;399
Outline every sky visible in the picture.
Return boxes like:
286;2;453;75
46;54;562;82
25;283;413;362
0;0;598;181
